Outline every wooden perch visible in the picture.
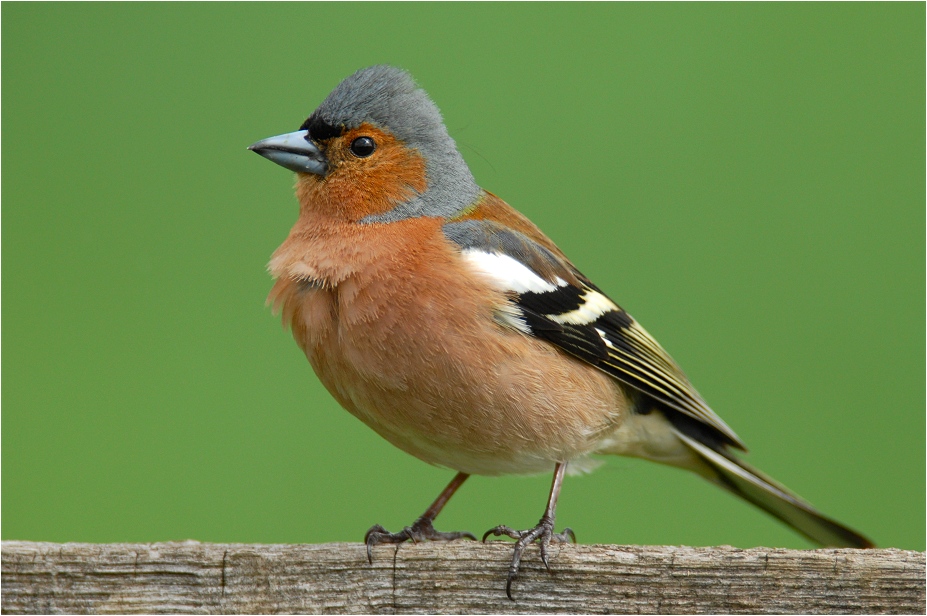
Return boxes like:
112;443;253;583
1;541;923;614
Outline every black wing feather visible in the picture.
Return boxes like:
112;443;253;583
443;220;746;450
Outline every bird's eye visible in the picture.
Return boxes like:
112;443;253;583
350;136;376;158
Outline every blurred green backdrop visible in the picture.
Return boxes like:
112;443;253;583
3;3;923;551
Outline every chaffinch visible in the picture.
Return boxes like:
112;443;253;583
249;65;872;598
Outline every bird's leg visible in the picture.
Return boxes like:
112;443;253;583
364;471;475;563
482;462;575;600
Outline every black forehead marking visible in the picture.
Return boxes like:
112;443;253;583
299;114;344;142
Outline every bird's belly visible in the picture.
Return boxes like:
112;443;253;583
289;283;629;476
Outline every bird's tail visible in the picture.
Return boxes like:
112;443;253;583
674;429;874;548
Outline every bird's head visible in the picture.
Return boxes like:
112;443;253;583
249;65;480;223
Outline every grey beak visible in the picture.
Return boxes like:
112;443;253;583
248;130;327;175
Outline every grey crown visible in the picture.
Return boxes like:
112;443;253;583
311;65;481;224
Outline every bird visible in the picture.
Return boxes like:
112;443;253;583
248;65;873;599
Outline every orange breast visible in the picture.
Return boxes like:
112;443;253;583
268;214;629;475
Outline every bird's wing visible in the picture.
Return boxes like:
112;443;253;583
443;211;745;450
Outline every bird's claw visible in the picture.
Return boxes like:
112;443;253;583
364;517;475;563
482;516;575;600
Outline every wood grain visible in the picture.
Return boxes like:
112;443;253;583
2;541;923;614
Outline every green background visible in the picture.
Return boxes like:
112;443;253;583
3;3;924;551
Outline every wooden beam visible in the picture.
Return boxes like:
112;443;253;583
2;541;923;614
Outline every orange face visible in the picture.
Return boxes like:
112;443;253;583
295;123;428;222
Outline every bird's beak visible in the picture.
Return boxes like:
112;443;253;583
248;130;327;175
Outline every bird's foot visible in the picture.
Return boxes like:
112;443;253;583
482;515;575;600
364;516;476;563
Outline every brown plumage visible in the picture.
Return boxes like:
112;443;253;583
250;65;873;600
268;207;625;476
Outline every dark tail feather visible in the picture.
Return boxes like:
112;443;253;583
675;430;874;548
